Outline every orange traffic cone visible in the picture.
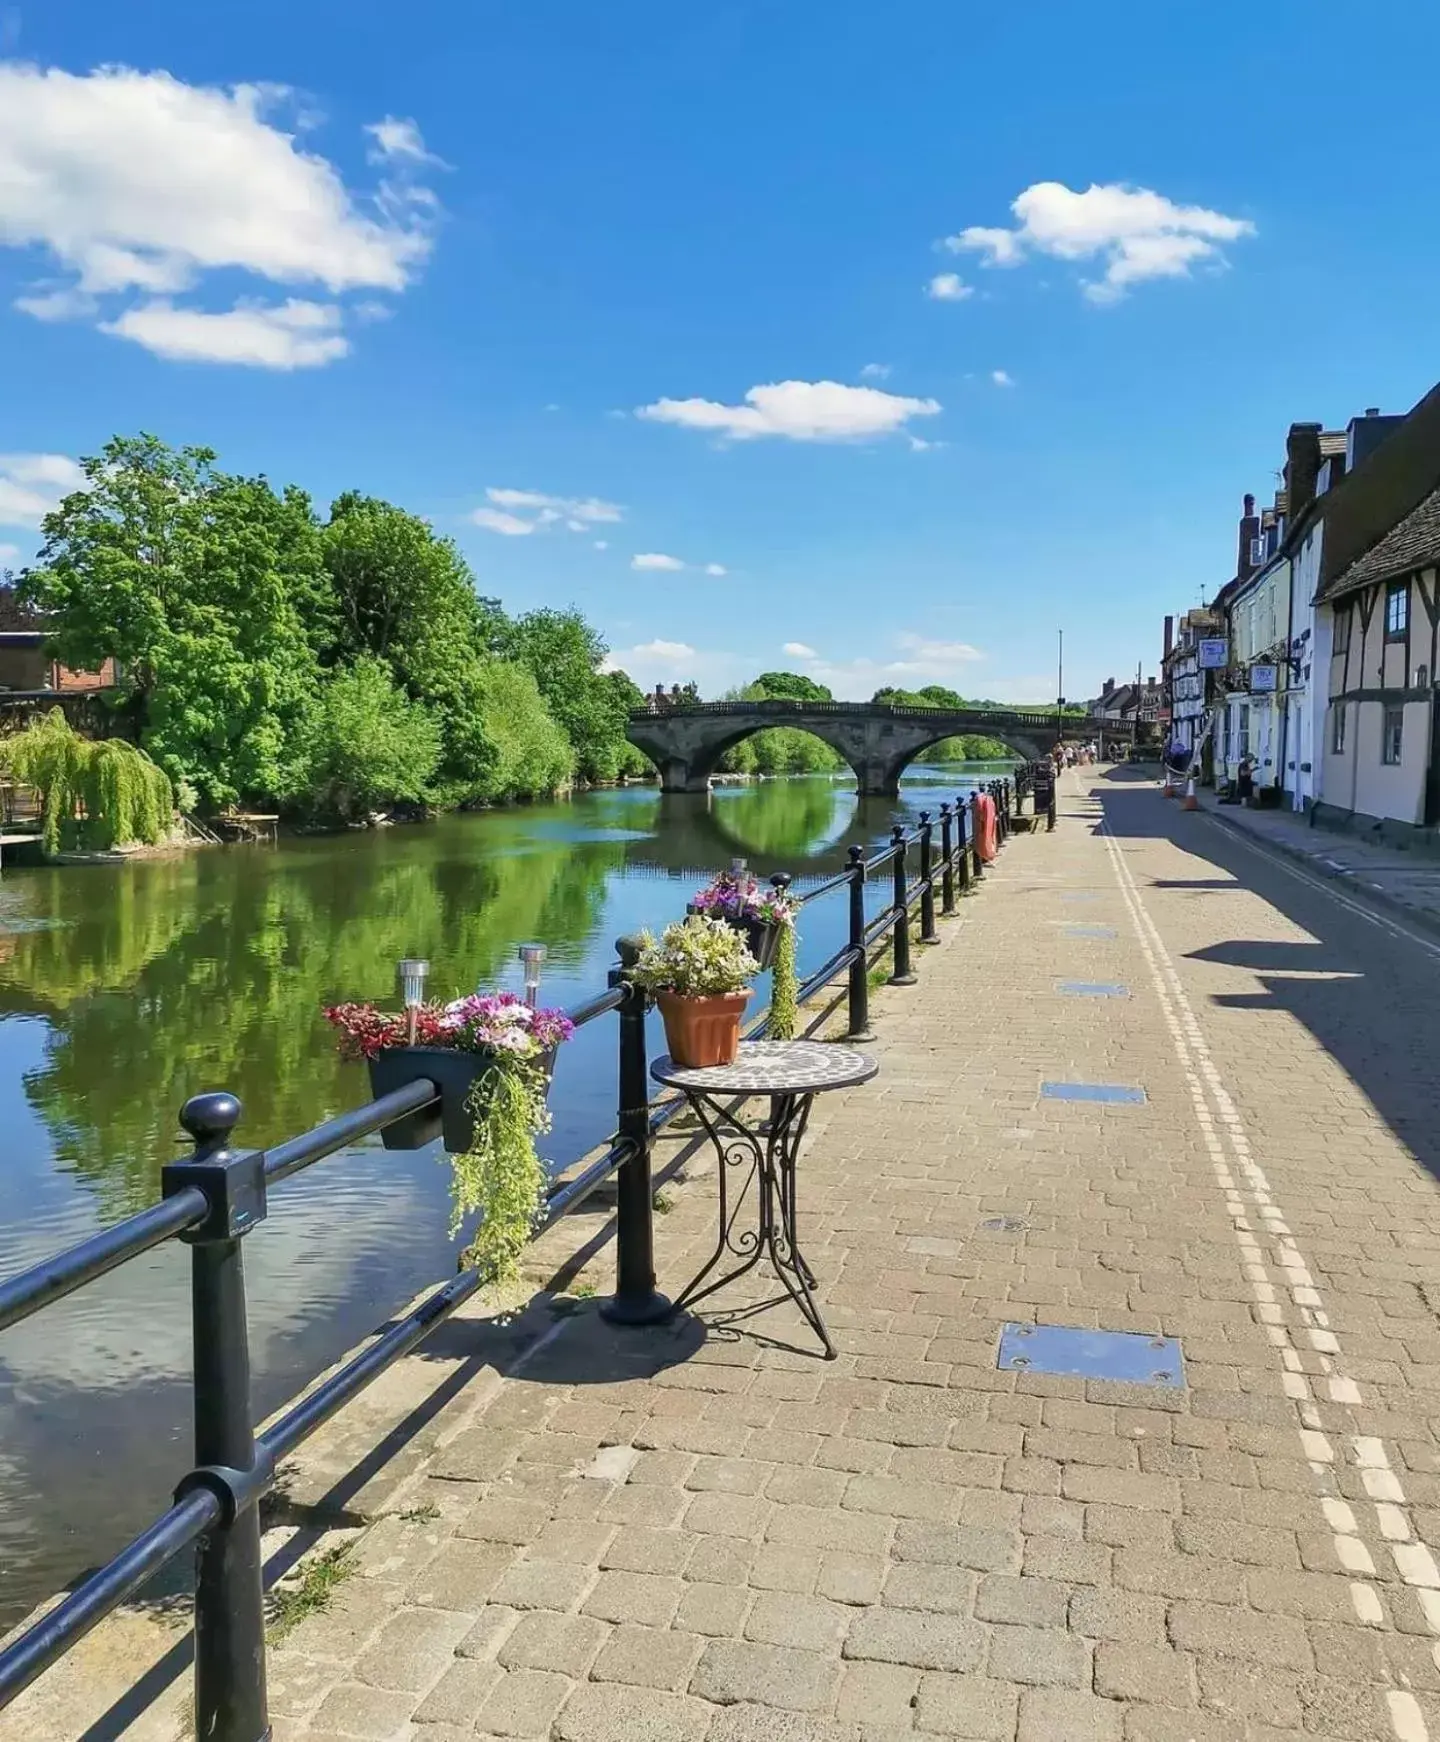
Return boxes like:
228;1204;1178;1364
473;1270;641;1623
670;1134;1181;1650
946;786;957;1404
1162;775;1177;798
1181;773;1199;811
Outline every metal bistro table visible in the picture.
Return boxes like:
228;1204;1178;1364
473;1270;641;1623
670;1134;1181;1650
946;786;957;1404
652;1040;878;1359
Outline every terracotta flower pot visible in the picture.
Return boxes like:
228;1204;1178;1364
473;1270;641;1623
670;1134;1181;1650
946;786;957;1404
367;1045;555;1152
656;990;750;1069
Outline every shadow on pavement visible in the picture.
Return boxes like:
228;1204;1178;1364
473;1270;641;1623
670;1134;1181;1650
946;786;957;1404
1093;772;1440;1188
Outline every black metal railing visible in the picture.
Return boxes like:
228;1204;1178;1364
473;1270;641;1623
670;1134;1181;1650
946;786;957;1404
0;778;1027;1735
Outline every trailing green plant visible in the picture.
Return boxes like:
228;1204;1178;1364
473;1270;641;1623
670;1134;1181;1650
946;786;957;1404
453;1058;552;1286
0;709;174;855
769;921;799;1040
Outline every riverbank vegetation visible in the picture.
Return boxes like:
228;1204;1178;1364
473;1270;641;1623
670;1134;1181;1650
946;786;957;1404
19;435;649;822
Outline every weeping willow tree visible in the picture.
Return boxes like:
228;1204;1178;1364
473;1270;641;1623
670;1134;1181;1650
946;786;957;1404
1;710;175;855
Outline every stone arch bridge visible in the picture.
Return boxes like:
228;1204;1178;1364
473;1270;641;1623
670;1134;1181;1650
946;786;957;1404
626;700;1131;797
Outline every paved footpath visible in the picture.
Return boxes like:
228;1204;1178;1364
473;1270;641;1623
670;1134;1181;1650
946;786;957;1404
45;767;1440;1742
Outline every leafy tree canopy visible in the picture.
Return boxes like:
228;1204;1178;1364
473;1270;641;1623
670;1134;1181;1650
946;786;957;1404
23;434;323;807
501;607;633;783
750;671;834;703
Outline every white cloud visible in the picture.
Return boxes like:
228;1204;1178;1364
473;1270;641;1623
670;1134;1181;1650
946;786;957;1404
631;638;695;660
945;181;1255;301
704;563;727;577
0;452;86;527
101;297;348;367
805;631;987;699
364;116;442;167
926;272;972;302
14;285;98;322
485;488;622;524
632;553;685;572
991;369;1014;387
637;379;940;444
859;362;891;380
783;642;817;659
0;543;21;564
593;539;609;551
470;507;536;536
471;488;624;537
0;62;439;363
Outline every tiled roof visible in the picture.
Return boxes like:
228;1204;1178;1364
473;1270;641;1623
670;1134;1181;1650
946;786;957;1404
1329;486;1440;598
1319;431;1348;457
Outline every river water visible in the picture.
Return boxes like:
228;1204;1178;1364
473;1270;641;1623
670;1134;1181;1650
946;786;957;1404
0;764;1005;1625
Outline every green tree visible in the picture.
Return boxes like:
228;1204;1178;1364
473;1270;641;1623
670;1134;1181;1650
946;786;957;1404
471;660;574;800
299;658;443;823
750;670;834;704
321;493;511;802
503;608;632;782
24;435;323;808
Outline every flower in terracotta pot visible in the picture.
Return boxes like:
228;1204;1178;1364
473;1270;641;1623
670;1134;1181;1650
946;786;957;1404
630;914;760;1068
323;990;574;1286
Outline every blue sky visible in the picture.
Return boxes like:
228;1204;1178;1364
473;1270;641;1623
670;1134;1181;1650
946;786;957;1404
1;3;1437;703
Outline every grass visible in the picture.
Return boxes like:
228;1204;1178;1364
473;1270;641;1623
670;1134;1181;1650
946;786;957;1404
652;1190;673;1215
267;1543;356;1643
396;1502;441;1523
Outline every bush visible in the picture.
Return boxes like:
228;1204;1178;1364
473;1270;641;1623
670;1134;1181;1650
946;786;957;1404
300;658;442;823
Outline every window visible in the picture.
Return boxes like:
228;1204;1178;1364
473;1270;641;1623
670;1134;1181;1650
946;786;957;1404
1331;705;1346;755
1385;580;1409;639
1333;604;1351;654
1237;704;1251;761
1382;705;1404;765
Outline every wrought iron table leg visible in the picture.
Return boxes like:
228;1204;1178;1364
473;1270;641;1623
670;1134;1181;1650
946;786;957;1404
764;1094;835;1358
667;1090;835;1358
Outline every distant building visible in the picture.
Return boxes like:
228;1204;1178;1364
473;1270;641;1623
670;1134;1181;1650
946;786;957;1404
0;632;116;695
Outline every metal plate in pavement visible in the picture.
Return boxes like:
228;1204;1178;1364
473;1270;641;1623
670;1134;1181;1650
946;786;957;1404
998;1323;1185;1387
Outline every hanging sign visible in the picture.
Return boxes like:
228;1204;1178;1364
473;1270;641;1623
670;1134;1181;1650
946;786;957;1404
1249;664;1278;692
1197;638;1228;669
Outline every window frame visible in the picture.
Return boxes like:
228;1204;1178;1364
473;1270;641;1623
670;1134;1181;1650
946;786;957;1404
1332;603;1352;654
1382;704;1404;766
1331;705;1347;756
1385;580;1409;641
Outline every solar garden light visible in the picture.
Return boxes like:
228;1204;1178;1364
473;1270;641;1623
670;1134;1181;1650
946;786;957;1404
519;943;546;1009
396;957;430;1044
730;858;747;879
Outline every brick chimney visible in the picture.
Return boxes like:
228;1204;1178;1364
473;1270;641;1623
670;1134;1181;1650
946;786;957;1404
1236;493;1260;581
1163;615;1174;660
1284;423;1323;522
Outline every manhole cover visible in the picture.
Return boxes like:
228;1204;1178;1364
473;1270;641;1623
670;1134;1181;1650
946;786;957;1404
997;1323;1184;1387
979;1216;1027;1233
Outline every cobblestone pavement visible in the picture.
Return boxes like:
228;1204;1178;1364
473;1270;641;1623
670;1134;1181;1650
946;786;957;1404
257;767;1440;1741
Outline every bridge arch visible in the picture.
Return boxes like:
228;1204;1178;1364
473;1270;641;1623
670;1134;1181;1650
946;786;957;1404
625;701;1083;798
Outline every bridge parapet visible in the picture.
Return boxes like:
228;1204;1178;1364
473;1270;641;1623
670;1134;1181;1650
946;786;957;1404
625;700;1129;795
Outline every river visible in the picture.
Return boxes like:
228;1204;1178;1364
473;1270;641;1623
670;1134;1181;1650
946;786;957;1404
0;763;1008;1626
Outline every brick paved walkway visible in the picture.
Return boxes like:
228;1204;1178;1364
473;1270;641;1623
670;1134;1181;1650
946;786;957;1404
92;768;1440;1741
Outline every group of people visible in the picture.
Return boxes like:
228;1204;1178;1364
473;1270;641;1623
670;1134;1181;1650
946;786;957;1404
1053;742;1099;769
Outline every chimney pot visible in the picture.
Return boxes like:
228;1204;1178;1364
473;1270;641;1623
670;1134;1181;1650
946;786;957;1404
1364;407;1380;418
1243;493;1255;514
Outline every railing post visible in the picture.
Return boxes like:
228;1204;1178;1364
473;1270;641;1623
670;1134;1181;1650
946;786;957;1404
955;795;972;893
888;826;917;985
969;793;985;880
162;1094;270;1742
600;937;671;1325
1048;782;1058;833
917;811;939;944
939;803;956;915
845;845;872;1039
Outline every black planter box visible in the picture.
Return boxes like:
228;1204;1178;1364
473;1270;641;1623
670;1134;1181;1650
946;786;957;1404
367;1045;555;1153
